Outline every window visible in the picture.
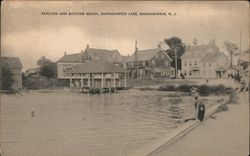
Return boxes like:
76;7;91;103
203;70;206;74
203;63;206;67
189;61;192;66
184;61;187;67
161;53;165;59
209;63;212;67
151;60;155;66
165;61;169;66
194;60;197;66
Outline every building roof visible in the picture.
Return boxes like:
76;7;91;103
25;67;41;73
57;48;127;63
1;57;23;69
126;48;171;62
181;45;220;59
200;52;227;62
85;48;127;63
71;60;126;74
57;53;84;62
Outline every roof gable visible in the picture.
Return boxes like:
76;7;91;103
85;48;126;63
58;53;83;62
181;45;220;60
71;60;126;73
201;52;229;63
1;57;23;69
127;48;171;62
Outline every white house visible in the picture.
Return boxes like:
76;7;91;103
180;42;230;79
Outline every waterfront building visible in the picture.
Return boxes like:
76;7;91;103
69;60;127;92
0;57;23;90
57;45;127;79
180;42;230;79
125;44;173;79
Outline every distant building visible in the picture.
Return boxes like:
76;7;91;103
200;52;230;78
25;67;41;77
180;43;230;79
57;45;127;79
126;44;173;79
1;57;23;90
69;60;127;89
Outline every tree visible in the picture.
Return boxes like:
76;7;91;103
164;37;186;76
39;63;56;79
224;41;238;67
37;56;53;67
37;56;57;79
1;66;14;90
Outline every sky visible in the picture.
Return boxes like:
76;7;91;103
1;1;249;70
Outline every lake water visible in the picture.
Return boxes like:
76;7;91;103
1;90;222;156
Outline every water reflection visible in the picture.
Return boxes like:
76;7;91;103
1;90;207;156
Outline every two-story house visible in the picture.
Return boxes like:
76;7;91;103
57;45;127;80
200;52;230;78
126;44;173;79
180;42;230;79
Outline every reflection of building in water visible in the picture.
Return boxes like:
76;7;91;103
166;98;184;124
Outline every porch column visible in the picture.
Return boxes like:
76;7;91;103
113;73;116;88
88;73;90;87
124;72;127;89
70;74;72;88
81;74;83;87
92;74;94;87
101;72;104;88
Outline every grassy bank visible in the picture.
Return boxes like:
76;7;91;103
158;84;233;96
23;76;69;90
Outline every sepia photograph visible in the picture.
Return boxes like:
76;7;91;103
0;1;249;156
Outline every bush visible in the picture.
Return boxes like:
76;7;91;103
177;84;193;92
23;76;54;90
158;84;232;96
197;85;210;96
158;85;176;91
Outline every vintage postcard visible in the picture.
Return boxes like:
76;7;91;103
1;1;249;156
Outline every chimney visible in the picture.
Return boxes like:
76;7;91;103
135;40;138;62
86;44;90;49
158;43;161;49
64;51;67;56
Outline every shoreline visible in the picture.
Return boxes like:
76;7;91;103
128;96;230;156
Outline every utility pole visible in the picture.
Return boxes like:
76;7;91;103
174;46;178;79
239;31;242;77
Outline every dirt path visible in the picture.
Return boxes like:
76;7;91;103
154;91;249;156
